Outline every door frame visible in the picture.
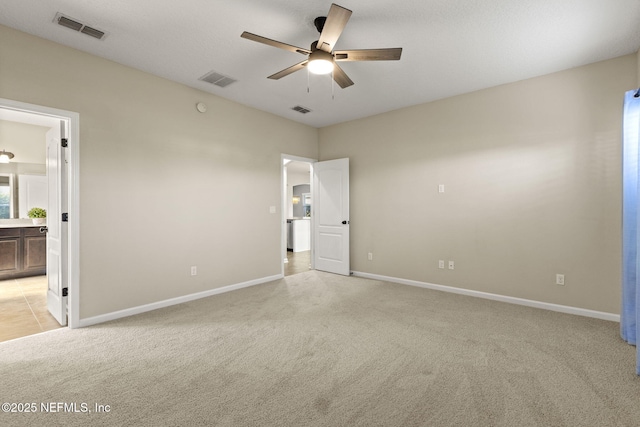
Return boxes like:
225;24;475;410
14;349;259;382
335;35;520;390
281;154;316;276
0;98;80;329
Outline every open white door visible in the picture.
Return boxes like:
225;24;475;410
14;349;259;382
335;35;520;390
46;120;67;326
313;158;350;275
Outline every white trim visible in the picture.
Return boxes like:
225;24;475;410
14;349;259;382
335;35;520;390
67;109;80;329
282;154;317;164
78;274;283;328
352;271;620;322
0;98;80;329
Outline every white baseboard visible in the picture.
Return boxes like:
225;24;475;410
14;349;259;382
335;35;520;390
78;274;283;328
352;271;620;322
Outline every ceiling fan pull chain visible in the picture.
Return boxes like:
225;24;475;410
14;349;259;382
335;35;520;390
307;68;310;93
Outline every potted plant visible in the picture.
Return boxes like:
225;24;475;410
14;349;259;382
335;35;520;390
27;207;46;225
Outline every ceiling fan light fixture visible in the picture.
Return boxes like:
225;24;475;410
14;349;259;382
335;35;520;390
308;50;334;75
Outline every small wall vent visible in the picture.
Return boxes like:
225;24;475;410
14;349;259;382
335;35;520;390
54;13;107;40
199;71;237;88
292;106;312;114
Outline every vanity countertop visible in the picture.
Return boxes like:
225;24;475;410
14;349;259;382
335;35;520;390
0;220;44;229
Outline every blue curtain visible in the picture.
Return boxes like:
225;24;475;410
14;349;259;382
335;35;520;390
622;89;640;375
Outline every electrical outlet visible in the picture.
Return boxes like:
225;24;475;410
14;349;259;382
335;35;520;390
556;274;565;286
438;184;445;193
368;252;373;261
448;261;455;270
191;266;197;276
438;260;445;269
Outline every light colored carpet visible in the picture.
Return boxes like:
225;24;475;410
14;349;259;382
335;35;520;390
1;271;639;426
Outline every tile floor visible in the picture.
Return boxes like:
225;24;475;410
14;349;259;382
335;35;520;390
284;250;311;276
0;275;63;343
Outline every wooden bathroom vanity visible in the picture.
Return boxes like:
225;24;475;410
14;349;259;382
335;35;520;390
0;225;46;279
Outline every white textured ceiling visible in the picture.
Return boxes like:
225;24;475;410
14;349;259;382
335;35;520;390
1;1;639;128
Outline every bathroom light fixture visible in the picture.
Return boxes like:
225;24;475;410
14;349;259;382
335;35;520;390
292;196;301;205
0;150;14;163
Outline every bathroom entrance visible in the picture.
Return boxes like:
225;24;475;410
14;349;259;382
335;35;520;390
0;98;79;341
282;156;313;276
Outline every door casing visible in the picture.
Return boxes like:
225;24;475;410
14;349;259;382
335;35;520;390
281;155;350;277
0;98;80;328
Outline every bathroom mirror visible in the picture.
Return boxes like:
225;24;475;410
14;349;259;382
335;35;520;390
0;173;15;219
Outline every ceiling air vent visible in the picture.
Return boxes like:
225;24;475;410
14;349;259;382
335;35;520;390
199;71;237;88
80;26;106;40
54;13;107;40
292;106;312;114
57;15;83;32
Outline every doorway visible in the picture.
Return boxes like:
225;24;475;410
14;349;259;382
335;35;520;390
281;155;351;277
0;98;79;339
282;155;315;277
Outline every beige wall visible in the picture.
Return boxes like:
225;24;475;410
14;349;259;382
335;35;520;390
0;120;47;164
319;54;638;314
0;25;318;319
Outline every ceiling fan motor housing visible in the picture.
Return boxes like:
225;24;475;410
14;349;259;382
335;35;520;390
309;50;333;62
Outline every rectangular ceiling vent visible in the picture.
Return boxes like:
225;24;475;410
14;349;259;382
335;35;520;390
292;105;312;114
199;71;237;88
54;13;107;40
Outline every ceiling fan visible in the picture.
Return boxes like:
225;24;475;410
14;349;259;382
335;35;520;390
241;3;402;88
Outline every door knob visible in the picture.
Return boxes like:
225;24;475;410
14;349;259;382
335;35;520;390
39;226;48;234
341;220;349;225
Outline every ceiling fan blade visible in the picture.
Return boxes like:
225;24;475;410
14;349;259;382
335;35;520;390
241;32;311;55
332;63;354;88
268;60;309;80
317;4;352;53
334;48;403;61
